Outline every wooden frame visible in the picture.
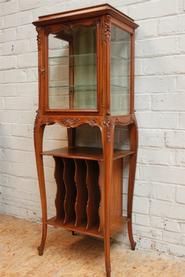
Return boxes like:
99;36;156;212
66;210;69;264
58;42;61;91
33;4;138;277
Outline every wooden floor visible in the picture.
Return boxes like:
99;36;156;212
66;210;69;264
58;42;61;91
0;214;185;277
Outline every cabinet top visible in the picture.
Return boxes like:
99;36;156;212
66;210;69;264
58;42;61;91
32;3;138;29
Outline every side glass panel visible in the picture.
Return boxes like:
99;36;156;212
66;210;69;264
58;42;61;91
110;25;131;115
48;24;97;110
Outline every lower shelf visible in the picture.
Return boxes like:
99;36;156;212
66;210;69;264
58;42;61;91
47;216;129;239
50;152;130;239
47;216;102;238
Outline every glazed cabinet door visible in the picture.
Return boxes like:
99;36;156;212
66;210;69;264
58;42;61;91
110;24;131;115
44;19;100;112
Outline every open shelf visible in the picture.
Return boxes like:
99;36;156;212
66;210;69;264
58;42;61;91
42;147;134;161
51;157;102;236
47;216;103;238
47;154;130;239
47;216;129;238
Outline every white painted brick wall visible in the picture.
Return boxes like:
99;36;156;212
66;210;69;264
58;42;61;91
0;0;185;258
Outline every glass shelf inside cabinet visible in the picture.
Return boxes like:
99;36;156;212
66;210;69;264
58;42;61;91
48;24;97;110
49;53;96;66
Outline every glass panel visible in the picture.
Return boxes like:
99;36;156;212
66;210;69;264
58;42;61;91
48;24;97;110
110;25;130;115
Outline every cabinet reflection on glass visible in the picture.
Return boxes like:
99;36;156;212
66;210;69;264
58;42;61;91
48;25;97;110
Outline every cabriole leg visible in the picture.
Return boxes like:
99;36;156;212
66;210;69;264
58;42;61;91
34;115;47;256
127;120;138;250
101;120;115;277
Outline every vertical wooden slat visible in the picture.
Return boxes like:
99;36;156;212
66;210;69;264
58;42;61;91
74;159;88;226
98;161;104;233
85;160;100;230
63;158;76;224
54;157;65;221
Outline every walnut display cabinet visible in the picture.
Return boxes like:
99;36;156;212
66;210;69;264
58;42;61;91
33;4;138;277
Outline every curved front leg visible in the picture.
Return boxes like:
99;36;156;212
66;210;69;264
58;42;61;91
34;115;47;255
127;119;138;250
101;119;115;277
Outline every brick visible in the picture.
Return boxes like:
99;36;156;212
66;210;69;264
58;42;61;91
134;181;151;197
165;131;185;149
140;164;185;185
43;139;66;151
136;37;179;58
133;224;162;240
17;11;33;26
159;14;185;35
139;148;175;166
179;113;185;129
168;244;185;257
0;110;34;125
0;0;19;16
135;237;153;250
150;216;164;229
0;97;5;109
44;125;67;140
1;69;27;83
3;13;18;29
2;40;30;55
139;129;165;147
129;0;179;20
0;55;17;70
164;219;181;232
154;241;169;254
136;18;158;39
141;55;185;75
0;28;16;43
163;230;182;244
135;76;176;94
135;94;150;111
137;111;178;129
150;200;185;220
11;162;37;179
152;93;185;111
151;182;175;202
133;196;150;214
1;149;34;164
4;97;34;111
176;149;185;165
17;53;37;68
120;0;150;5
26;68;38;82
29;38;38;52
11;124;33;137
16;25;35;40
135;214;150;226
19;0;43;11
176;187;185;204
0;123;12;136
0;136;33;151
179;35;185;53
177;76;185;91
16;83;37;96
